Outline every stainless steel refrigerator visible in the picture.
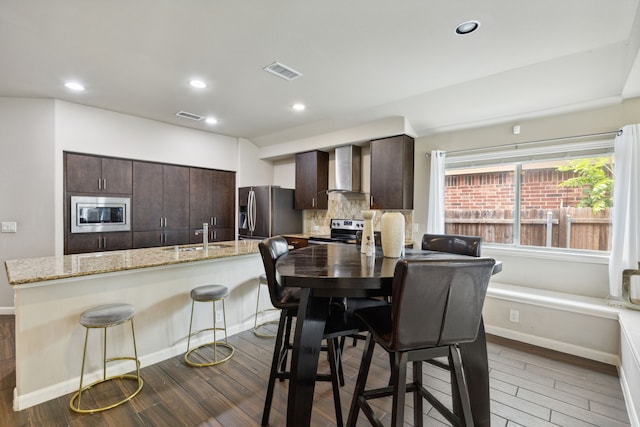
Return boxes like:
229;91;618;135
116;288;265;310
238;186;302;239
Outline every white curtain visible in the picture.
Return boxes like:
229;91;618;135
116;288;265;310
426;150;446;234
609;124;640;298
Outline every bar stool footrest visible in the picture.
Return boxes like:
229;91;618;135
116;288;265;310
184;341;235;366
69;373;143;413
253;308;280;338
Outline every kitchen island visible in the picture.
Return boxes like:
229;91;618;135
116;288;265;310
4;240;265;410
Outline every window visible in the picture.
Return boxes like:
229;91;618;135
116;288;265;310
444;139;614;252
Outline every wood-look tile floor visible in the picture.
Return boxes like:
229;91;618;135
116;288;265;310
0;315;630;426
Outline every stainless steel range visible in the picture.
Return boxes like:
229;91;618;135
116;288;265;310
309;219;364;244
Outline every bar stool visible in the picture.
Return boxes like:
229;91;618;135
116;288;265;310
69;303;143;413
253;274;278;338
185;284;235;367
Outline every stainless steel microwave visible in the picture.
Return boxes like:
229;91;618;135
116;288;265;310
71;196;131;233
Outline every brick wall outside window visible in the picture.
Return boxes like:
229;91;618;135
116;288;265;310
445;168;586;210
444;167;611;250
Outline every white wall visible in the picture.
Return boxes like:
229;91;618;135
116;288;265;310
273;158;296;189
1;98;274;310
237;137;273;187
0;98;56;313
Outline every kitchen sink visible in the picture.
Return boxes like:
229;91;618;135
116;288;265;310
163;244;228;252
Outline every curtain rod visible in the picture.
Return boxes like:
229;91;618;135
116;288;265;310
426;130;622;157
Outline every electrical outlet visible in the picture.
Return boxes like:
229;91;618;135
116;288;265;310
509;308;520;323
1;222;17;233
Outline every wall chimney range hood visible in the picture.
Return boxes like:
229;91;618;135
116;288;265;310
328;145;361;193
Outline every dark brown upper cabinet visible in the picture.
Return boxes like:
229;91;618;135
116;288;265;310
66;152;132;194
295;150;328;210
369;135;414;210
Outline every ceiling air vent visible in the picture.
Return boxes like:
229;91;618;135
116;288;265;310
176;111;204;121
263;62;303;81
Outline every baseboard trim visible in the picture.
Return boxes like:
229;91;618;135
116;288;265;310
0;307;15;315
485;324;620;366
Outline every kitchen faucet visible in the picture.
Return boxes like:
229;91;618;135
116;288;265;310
195;222;209;249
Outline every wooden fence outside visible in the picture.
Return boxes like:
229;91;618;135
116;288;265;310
445;207;611;251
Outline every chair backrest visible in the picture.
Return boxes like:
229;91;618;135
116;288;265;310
390;258;495;351
258;236;293;309
421;233;482;257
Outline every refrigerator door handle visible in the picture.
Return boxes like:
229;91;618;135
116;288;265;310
248;190;256;233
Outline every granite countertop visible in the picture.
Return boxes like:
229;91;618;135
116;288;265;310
282;233;327;239
4;240;260;285
283;233;414;247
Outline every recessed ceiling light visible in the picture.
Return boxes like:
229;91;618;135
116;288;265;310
292;103;306;111
455;20;480;35
189;80;207;89
205;117;218;125
64;81;85;91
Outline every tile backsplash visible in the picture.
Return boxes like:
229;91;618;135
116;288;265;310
303;192;413;238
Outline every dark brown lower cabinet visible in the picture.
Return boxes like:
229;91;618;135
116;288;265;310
133;230;190;248
285;236;309;249
66;232;132;254
214;228;235;242
189;227;234;244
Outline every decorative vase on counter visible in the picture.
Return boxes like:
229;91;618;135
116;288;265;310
381;212;405;258
361;210;376;254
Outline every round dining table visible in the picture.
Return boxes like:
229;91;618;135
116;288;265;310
276;243;501;427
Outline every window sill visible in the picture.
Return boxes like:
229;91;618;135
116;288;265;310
482;244;610;264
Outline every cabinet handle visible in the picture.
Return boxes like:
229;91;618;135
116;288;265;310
213;230;217;241
164;217;168;228
102;237;107;248
210;217;214;226
370;195;373;207
213;217;217;226
98;179;102;190
160;217;164;227
103;178;107;190
97;236;102;248
312;197;315;208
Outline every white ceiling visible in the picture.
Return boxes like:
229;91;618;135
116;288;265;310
1;1;639;147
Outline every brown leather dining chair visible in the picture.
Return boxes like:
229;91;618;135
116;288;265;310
421;233;482;257
258;236;362;427
346;257;496;427
421;233;485;394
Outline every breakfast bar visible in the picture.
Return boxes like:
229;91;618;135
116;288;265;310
4;240;264;410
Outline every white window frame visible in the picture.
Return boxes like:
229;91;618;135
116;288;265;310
444;139;614;262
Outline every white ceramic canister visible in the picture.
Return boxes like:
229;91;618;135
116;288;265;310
381;212;405;258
